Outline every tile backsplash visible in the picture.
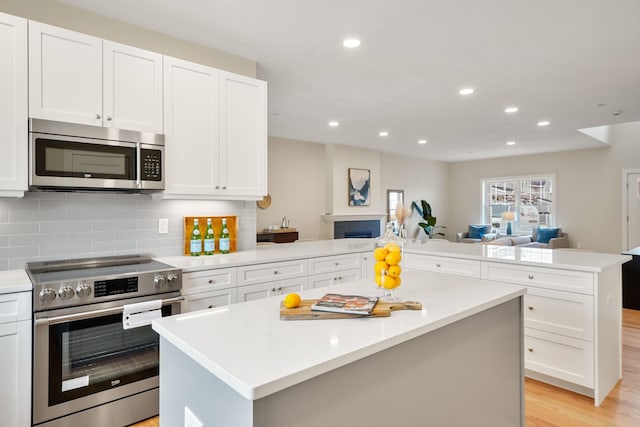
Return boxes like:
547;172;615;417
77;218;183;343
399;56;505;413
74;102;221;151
0;192;257;271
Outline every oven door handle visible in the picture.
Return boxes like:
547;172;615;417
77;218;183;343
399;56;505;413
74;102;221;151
35;296;184;326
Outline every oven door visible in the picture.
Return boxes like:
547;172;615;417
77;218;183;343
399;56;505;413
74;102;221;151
33;292;182;426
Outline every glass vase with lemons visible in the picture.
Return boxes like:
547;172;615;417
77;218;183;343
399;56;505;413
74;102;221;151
373;222;405;301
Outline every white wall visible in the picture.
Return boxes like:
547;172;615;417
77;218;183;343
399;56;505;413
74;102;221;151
257;137;325;240
448;120;640;254
0;0;256;76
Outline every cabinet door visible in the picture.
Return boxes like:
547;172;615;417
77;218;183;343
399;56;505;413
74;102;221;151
237;277;308;302
28;21;102;126
182;267;237;295
307;253;362;275
182;288;237;313
404;253;481;278
237;259;307;286
163;56;220;195
103;41;163;132
0;13;27;196
218;71;267;198
0;320;31;427
308;269;361;289
361;252;374;279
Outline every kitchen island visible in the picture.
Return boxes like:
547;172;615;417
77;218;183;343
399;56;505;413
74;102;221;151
153;270;526;427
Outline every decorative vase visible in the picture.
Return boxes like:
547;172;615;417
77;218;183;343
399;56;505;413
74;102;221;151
373;222;405;301
506;221;512;235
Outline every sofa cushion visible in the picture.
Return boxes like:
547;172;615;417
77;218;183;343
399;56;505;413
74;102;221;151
511;236;532;246
468;224;489;239
536;227;560;244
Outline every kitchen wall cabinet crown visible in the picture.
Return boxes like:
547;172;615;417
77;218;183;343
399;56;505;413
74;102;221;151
161;56;267;200
28;21;163;133
0;12;28;197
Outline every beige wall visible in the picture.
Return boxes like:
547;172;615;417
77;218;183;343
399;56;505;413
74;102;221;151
448;121;640;254
0;0;256;76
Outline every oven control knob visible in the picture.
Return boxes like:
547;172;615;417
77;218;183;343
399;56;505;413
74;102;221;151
76;283;92;298
154;274;167;289
58;286;75;300
39;288;57;304
167;273;179;287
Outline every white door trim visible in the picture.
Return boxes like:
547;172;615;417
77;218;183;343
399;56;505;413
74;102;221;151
621;169;640;252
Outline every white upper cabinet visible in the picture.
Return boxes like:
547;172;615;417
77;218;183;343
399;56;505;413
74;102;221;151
162;57;267;199
0;12;28;197
103;41;163;132
219;71;267;198
28;21;163;132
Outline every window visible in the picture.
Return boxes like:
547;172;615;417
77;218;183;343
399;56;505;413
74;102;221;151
482;175;555;234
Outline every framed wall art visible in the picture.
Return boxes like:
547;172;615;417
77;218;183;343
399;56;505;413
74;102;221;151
348;168;370;206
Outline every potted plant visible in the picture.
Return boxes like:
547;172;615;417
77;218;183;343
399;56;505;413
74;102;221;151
411;200;446;239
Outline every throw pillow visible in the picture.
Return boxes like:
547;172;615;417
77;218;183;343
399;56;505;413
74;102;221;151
468;224;489;240
536;227;560;244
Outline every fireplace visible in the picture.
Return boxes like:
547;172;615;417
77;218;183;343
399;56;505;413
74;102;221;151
334;220;381;239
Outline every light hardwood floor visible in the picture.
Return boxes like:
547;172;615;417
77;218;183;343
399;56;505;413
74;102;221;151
131;309;640;427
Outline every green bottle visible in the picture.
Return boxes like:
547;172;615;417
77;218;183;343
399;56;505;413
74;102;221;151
190;219;202;256
204;218;215;255
219;218;230;254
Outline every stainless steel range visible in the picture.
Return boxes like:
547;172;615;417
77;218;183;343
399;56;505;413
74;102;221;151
26;254;182;427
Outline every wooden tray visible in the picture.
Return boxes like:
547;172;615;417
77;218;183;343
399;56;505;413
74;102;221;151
280;299;422;320
183;216;237;255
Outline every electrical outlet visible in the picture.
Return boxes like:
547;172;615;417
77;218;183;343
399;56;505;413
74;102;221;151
184;406;203;427
158;218;169;234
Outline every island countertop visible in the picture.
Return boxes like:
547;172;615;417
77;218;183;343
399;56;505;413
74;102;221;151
152;269;525;400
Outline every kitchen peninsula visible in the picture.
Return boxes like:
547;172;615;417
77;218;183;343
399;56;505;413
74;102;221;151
153;270;526;426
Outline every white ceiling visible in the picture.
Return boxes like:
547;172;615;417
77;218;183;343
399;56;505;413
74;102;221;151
58;0;640;162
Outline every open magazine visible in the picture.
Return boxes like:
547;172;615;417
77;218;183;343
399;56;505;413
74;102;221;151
310;293;379;315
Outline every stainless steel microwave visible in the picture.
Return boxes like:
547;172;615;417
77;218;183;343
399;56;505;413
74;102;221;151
29;119;164;192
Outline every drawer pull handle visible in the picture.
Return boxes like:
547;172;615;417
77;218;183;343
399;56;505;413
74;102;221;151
271;287;276;292
208;279;214;284
436;263;441;267
274;270;279;275
277;286;283;291
208;305;214;309
528;348;534;353
528;274;534;280
334;261;339;266
337;276;342;280
528;306;534;311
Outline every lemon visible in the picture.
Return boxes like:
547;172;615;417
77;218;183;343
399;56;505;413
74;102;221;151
382;275;398;289
384;243;401;253
373;247;388;261
385;251;402;266
388;265;401;278
283;293;301;309
374;260;389;274
374;273;383;287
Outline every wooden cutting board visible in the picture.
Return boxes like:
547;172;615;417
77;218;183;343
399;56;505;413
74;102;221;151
280;299;422;320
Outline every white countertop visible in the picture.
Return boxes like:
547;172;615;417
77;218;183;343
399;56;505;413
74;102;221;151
404;240;630;272
0;269;32;295
157;238;374;272
152;269;526;400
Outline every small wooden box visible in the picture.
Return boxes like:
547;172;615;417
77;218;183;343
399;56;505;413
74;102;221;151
183;216;238;255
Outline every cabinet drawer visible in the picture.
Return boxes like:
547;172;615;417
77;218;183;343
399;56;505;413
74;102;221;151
237;277;308;302
524;328;594;388
525;287;594;341
307;253;362;275
0;292;31;324
182;268;237;295
182;288;237;313
237;260;307;285
307;268;362;289
482;262;594;295
404;253;481;278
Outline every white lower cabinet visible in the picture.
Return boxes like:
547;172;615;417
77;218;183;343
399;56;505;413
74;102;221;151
307;269;361;289
182;288;237;312
0;292;31;427
237;259;307;286
237;277;308;302
361;252;374;279
404;252;481;278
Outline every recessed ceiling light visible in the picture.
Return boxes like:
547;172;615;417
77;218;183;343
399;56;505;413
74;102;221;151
328;121;339;127
506;141;516;146
537;120;550;126
459;88;474;95
379;131;389;137
505;106;519;113
342;38;361;48
418;139;428;145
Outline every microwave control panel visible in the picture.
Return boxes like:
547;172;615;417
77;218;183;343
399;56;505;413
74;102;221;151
141;149;162;181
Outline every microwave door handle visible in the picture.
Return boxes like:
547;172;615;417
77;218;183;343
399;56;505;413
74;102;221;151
35;296;184;326
136;143;142;189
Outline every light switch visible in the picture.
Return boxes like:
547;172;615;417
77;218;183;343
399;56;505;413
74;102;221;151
184;406;203;427
158;218;169;234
